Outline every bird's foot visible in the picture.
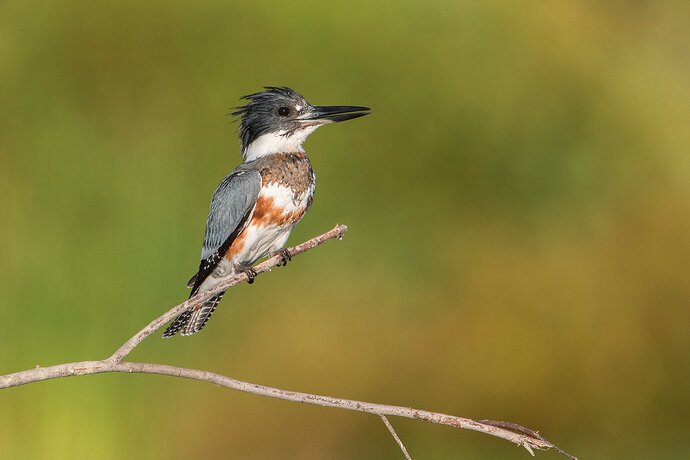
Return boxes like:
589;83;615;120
275;248;292;267
236;264;258;284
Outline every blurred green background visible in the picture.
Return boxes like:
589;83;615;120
1;1;688;459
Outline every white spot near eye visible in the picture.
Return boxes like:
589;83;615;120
295;104;302;112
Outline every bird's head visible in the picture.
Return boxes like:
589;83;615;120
232;87;370;161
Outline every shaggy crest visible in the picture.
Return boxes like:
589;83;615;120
232;86;310;154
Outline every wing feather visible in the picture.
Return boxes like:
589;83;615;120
190;169;261;295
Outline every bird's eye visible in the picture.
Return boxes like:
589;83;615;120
277;106;291;117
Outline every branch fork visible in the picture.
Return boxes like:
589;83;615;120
0;224;576;460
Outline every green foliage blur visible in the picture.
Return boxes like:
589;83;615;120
1;1;688;459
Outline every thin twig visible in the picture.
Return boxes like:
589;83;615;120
0;224;577;460
479;420;577;460
381;415;413;460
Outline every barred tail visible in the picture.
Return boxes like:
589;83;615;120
162;291;226;338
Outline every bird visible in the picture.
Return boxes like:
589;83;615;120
163;87;370;337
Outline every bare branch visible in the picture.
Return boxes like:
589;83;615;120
108;223;349;364
381;415;413;460
0;224;577;460
0;359;573;457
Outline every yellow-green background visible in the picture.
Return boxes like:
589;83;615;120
1;1;688;459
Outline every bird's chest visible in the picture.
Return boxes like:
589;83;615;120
227;153;315;264
258;153;315;201
256;153;315;220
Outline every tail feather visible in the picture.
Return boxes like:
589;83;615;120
162;309;193;338
162;291;227;338
182;292;225;336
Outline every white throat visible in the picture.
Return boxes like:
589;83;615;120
243;125;321;161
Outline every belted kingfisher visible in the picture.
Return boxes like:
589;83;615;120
163;87;370;337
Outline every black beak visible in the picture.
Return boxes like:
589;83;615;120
307;105;371;123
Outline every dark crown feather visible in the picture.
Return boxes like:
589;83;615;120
231;86;308;153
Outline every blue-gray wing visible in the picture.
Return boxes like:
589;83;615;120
189;169;261;294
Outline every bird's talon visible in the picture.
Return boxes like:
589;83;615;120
236;264;257;284
277;248;292;266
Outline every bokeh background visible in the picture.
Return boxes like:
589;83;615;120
1;1;688;459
